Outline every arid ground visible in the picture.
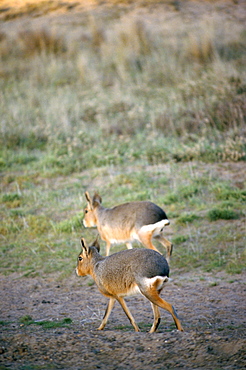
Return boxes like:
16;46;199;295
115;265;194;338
0;269;245;369
0;0;246;369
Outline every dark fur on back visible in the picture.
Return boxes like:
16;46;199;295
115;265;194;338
100;201;168;228
95;248;169;281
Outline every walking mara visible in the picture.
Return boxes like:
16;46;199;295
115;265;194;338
83;192;173;261
76;237;183;333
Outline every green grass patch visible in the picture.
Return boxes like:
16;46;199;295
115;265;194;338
172;235;189;245
162;184;203;207
207;208;240;221
55;213;83;233
2;193;21;202
19;315;73;328
176;213;200;225
226;260;245;274
172;215;245;273
0;320;12;326
213;185;246;202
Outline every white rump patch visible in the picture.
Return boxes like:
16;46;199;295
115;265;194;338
119;278;169;298
140;219;170;234
143;276;169;290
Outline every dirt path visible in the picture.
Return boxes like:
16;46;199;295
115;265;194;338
1;271;245;369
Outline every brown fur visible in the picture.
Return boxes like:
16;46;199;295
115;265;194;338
83;191;173;261
76;237;183;333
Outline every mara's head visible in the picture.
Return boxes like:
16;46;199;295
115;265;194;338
83;191;102;228
76;237;100;277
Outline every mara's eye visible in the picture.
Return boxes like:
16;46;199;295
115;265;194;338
84;209;88;214
78;256;82;261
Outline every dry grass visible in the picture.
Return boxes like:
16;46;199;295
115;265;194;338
17;28;67;56
1;9;245;141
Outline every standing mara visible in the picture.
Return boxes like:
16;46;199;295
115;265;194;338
83;191;173;261
76;237;183;333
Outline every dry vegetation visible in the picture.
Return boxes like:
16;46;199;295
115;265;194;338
0;2;246;369
0;1;246;167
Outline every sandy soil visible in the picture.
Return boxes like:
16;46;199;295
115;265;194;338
0;270;245;369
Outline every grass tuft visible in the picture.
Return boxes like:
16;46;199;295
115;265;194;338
18;28;67;56
55;213;83;233
19;315;73;328
2;193;21;202
176;213;200;225
207;208;240;221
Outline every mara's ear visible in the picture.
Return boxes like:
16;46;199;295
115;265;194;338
93;235;100;252
80;237;89;256
85;191;93;210
85;191;92;204
92;192;102;208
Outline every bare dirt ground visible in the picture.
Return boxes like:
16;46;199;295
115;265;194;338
0;270;245;369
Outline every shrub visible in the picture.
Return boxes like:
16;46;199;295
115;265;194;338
172;235;189;245
207;208;240;221
213;186;246;201
176;213;200;224
2;193;21;202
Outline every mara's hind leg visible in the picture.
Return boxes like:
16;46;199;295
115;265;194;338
116;297;140;332
138;231;161;254
126;242;133;249
143;288;183;332
149;303;161;333
154;234;173;262
98;297;116;330
105;242;111;256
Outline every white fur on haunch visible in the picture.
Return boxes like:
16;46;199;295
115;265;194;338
141;276;169;290
140;219;170;234
119;276;170;298
76;238;184;333
83;192;173;259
